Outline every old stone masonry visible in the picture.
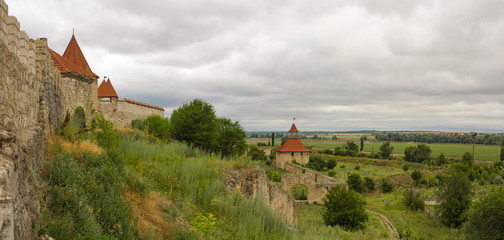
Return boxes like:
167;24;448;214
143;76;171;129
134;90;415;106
0;0;163;239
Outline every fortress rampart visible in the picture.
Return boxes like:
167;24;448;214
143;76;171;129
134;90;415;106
0;1;164;238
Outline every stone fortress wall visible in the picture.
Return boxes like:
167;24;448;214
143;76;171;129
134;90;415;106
100;98;164;129
0;0;163;238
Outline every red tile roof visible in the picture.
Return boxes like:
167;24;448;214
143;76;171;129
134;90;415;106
62;34;98;79
49;48;93;79
98;79;118;98
289;123;299;132
124;98;165;111
276;138;310;152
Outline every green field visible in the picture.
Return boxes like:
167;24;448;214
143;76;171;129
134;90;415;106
248;138;501;162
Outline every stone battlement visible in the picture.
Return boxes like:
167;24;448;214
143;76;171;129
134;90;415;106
0;0;36;75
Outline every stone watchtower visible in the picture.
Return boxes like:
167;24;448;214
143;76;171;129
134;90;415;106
97;78;119;111
275;123;310;169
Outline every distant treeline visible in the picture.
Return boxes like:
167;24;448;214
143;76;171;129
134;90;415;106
374;132;503;145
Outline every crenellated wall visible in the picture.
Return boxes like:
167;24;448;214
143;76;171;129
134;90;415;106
0;1;63;239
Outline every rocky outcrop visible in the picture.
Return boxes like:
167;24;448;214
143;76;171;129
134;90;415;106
225;166;298;226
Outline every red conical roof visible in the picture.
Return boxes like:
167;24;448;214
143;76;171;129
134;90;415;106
98;79;118;98
49;48;92;78
63;34;98;79
275;138;310;152
288;123;299;132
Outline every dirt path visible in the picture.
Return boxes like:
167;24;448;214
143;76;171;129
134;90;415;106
367;209;398;240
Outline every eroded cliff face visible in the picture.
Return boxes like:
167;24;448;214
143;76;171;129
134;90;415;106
225;166;298;226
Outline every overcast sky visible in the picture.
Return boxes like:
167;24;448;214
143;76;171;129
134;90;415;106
8;0;504;132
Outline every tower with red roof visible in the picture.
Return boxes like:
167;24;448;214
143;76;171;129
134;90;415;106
49;34;99;116
275;123;310;169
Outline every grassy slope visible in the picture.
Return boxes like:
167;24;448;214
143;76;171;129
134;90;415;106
248;138;501;161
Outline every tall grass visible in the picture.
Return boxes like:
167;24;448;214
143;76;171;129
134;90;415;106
118;132;291;239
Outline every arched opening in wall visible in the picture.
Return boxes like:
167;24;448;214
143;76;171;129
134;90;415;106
74;106;86;129
291;184;308;200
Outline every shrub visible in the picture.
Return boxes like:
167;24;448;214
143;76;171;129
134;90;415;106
364;177;375;191
379;142;394;159
328;171;336;177
405;144;432;163
267;171;282;182
327;159;337;170
131;114;172;139
411;170;422;186
340;165;345;169
322;185;368;231
403;189;425;211
463;188;504;239
439;173;472;227
247;147;266;161
461;152;473;167
436;153;448;166
306;155;327;171
347;173;365;193
381;179;394;193
427;176;439;187
190;212;217;239
354;165;361;170
402;164;410;171
322;149;333;155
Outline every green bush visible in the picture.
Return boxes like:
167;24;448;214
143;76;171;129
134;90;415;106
306;155;327;171
247;146;267;161
131;114;171;139
381;179;394;193
327;159;337;169
328;171;336;177
463;188;504;239
439;173;472;228
402;189;425;211
402;164;410;171
411;170;422;186
364;177;375;191
347;173;365;193
354;165;361;170
461;152;474;167
322;185;368;231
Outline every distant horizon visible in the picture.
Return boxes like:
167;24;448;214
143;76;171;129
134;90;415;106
245;128;504;134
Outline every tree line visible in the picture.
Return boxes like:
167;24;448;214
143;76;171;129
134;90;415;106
374;132;503;145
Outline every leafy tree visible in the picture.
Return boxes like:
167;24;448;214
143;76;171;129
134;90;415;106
332;135;338;140
411;170;422;186
247;147;266;161
217;117;246;158
322;185;368;231
403;189;425;211
381;179;394;193
327;159;337;170
436;153;448;166
344;141;359;152
364;177;375;191
415;144;432;162
404;146;416;162
379;142;394;159
404;144;432;163
306;155;327;171
438;173;472;227
132;114;171;139
171;99;218;152
463;188;504;239
360;137;364;152
461;152;473;167
347;173;365;193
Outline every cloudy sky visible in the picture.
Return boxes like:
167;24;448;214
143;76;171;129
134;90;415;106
7;0;504;132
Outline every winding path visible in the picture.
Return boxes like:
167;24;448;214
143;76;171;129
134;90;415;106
366;209;398;240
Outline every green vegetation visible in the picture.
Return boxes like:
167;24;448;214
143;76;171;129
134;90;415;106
292;184;308;200
379;142;394;159
347;173;365;193
438;173;472;228
404;144;432;163
380;179;394;193
322;185;368;231
131;114;171;139
402;189;425;211
463;187;504;239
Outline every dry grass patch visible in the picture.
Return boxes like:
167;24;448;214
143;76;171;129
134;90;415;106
46;134;102;155
125;191;172;239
